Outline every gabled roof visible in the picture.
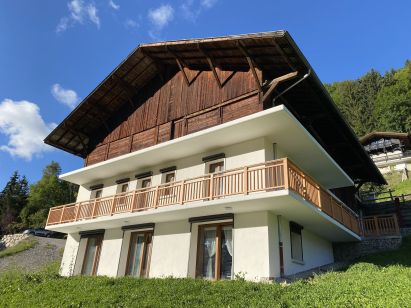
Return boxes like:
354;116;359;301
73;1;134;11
44;30;385;185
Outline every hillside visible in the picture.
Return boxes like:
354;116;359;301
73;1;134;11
325;61;411;137
1;237;410;307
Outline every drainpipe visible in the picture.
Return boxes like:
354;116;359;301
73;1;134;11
277;215;284;278
272;70;311;106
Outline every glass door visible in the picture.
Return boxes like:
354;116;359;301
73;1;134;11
126;231;153;278
81;234;103;276
196;223;233;280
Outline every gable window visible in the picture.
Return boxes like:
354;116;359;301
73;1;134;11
290;222;303;262
196;222;233;280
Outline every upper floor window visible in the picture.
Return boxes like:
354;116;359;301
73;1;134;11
94;189;102;199
164;172;176;184
120;183;129;193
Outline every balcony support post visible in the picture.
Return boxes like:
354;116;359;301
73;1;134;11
130;192;137;212
283;159;289;189
154;186;159;208
59;206;65;224
110;198;116;215
74;203;80;221
209;174;214;200
91;199;98;218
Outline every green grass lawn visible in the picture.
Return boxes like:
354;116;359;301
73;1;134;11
0;237;38;258
1;237;410;307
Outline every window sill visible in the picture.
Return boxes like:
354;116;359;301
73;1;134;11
291;259;305;265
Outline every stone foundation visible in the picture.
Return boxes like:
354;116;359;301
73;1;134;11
0;233;29;251
333;237;402;262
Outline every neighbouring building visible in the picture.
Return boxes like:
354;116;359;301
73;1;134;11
44;31;387;281
360;131;411;181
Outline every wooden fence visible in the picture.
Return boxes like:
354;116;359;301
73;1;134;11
362;214;400;237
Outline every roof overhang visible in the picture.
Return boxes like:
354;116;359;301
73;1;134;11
45;30;385;185
60;105;353;189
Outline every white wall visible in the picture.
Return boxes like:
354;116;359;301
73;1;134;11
279;216;334;276
149;220;191;278
75;137;269;203
97;228;123;277
233;211;272;281
60;233;80;276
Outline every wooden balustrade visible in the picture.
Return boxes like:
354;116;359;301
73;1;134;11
46;158;361;236
362;214;400;237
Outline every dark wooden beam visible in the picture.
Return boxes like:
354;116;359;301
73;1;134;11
272;38;296;71
237;41;263;93
139;48;165;82
165;46;190;86
261;71;299;105
197;45;222;88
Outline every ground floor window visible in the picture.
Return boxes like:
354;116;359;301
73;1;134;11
126;231;153;278
81;234;103;276
290;222;303;262
196;223;233;280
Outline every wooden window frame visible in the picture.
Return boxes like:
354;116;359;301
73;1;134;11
125;230;153;278
81;234;103;276
195;221;233;280
289;222;304;263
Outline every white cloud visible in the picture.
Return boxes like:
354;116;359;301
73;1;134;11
200;0;217;9
56;0;100;33
124;19;138;30
148;4;174;30
108;0;120;10
0;99;56;160
51;84;80;109
180;0;217;22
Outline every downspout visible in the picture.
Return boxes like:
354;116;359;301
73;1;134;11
272;70;311;106
277;215;284;278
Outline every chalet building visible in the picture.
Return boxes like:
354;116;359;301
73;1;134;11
45;31;387;281
360;131;410;181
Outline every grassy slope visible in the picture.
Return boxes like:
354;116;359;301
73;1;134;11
0;237;410;307
0;238;38;258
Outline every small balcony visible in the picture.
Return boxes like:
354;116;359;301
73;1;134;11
46;158;362;236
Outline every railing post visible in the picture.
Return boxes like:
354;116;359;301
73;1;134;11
74;203;80;221
91;199;98;218
302;173;307;199
154;186;159;208
130;192;136;212
109;196;116;215
180;180;185;204
283;159;289;189
210;174;214;200
243;166;248;194
317;186;322;209
59;206;65;223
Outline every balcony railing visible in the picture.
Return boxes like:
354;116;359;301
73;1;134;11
46;158;361;235
362;214;400;237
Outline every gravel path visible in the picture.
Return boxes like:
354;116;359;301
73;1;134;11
0;236;66;273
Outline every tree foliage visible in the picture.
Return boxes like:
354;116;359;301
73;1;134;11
325;61;411;137
20;161;78;228
0;172;29;233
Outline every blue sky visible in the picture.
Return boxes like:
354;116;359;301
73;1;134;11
0;0;410;188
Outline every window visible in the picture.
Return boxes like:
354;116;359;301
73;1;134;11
120;183;129;193
206;160;225;197
196;223;233;280
290;222;303;262
81;234;103;276
164;172;175;184
126;231;153;278
141;178;151;188
94;189;102;199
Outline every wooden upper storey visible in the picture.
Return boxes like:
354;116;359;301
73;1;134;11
44;31;385;185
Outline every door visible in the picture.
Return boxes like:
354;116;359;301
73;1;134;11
81;234;103;276
126;231;153;278
116;183;129;212
196;223;233;280
138;178;152;210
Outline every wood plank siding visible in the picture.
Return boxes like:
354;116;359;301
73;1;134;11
85;68;262;166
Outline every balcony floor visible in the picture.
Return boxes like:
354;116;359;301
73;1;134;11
47;189;360;242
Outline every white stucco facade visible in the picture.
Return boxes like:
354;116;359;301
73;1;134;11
60;210;335;281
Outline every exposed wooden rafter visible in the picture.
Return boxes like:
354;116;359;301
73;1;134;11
197;44;223;88
139;48;165;82
272;38;296;71
165;46;191;86
261;71;299;105
237;41;263;93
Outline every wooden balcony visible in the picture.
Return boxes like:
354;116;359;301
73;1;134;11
46;158;362;235
362;214;400;237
